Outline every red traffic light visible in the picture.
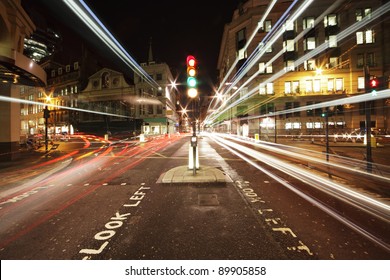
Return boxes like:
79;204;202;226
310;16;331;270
187;55;196;67
370;78;378;88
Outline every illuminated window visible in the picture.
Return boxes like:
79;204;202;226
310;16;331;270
365;30;373;43
306;80;313;92
293;81;300;93
314;79;321;92
284;20;294;31
284;40;295;52
259;62;265;73
356;32;364;44
335;78;343;91
327;35;337;47
329;57;338;68
356;8;371;21
304;59;316;70
264;20;272;32
259;83;274;95
238;48;246;60
324;14;337;27
266;83;274;94
356;30;374;44
304;37;316;50
265;44;272;53
303;17;315;29
259;62;272;73
285;82;292;94
285;60;295;72
358;76;365;89
328;79;334;92
236;28;246;50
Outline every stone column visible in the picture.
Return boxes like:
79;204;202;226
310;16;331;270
0;83;21;161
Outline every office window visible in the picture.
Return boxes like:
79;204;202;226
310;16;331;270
314;79;321;92
259;62;272;73
358;76;365;89
266;64;273;73
284;20;294;31
303;17;315;29
356;31;364;44
328;78;334;92
304;59;316;70
293;81;300;93
285;81;292;94
238;48;246;60
324;14;337;27
328;35;337;47
356;30;374;44
365;30;373;43
329;57;338;68
356;8;372;21
259;62;265;73
284;40;295;52
306;80;313;92
304;37;316;50
285;60;295;72
259;83;274;95
335;78;343;91
236;28;246;50
264;20;272;32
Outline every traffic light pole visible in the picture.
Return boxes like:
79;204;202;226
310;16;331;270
325;107;329;162
43;106;50;154
365;101;372;173
364;65;373;173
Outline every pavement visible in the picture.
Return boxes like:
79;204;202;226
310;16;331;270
158;165;232;183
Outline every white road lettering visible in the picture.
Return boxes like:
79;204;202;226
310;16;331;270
79;183;150;259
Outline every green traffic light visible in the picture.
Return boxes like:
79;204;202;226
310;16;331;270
187;77;197;87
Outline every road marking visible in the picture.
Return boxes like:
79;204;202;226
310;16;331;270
79;182;150;259
235;180;313;257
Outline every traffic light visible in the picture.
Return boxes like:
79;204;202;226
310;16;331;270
186;55;198;98
369;78;379;90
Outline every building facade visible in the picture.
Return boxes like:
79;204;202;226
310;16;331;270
135;61;179;135
214;0;389;139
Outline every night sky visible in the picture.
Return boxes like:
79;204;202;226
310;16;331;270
25;0;240;96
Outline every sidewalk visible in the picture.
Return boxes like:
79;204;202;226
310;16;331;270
0;142;68;171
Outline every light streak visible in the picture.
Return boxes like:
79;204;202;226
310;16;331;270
206;1;390;126
0;95;130;118
208;132;390;251
63;0;160;90
222;133;390;180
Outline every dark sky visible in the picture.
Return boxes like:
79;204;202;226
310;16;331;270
26;0;240;95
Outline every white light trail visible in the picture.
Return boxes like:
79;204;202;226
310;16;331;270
208;132;390;251
62;0;160;90
0;95;130;118
206;1;390;126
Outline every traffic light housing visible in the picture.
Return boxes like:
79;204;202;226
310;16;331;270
369;78;379;90
367;76;388;92
186;55;198;98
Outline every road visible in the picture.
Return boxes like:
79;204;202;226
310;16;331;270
0;133;389;260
